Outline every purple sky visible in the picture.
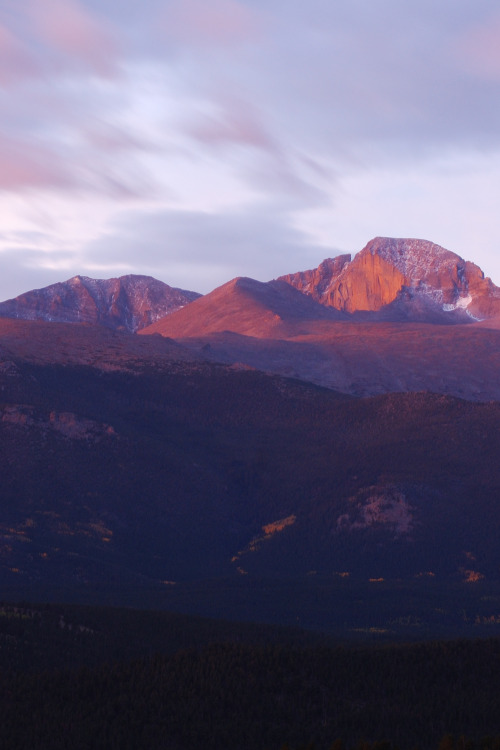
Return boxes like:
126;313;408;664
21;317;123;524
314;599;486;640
1;0;500;298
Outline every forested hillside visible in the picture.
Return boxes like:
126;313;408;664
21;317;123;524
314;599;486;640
1;604;500;750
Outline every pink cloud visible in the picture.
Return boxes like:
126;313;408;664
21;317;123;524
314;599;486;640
0;24;37;85
162;0;260;48
186;100;276;151
83;123;153;153
26;0;118;76
454;14;500;79
0;135;75;190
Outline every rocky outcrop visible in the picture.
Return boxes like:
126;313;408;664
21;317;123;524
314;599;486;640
279;237;500;320
0;274;201;333
279;254;351;300
1;404;115;440
336;485;414;536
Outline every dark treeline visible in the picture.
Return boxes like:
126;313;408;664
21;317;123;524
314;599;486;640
2;636;500;749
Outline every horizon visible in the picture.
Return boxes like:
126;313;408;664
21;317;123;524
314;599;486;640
1;233;498;302
1;1;500;298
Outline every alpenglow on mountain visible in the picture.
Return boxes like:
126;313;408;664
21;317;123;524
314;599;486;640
278;237;500;321
0;274;201;333
1;237;500;332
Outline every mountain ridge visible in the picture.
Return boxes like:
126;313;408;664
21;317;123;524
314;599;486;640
278;237;500;321
1;239;500;637
138;238;500;402
0;273;201;333
143;275;347;339
2;237;500;334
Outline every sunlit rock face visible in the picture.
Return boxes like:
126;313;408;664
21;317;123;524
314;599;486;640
0;274;201;333
327;249;407;312
279;254;351;303
279;237;500;320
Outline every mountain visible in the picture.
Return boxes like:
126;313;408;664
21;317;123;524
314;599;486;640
279;237;500;322
0;328;498;638
0;316;200;369
142;322;500;401
2;237;500;639
140;249;500;401
1;342;500;585
0;274;201;333
144;276;346;339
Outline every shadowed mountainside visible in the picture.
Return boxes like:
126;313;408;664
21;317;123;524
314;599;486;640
0;317;200;369
1;338;500;609
140;297;500;402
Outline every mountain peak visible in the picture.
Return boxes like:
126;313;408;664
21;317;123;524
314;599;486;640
141;275;345;339
361;236;472;281
279;236;500;321
0;274;201;333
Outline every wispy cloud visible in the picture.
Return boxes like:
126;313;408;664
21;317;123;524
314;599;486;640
454;10;500;80
0;23;37;86
1;0;500;298
26;0;119;76
160;0;261;49
0;135;75;190
82;206;328;292
185;98;276;152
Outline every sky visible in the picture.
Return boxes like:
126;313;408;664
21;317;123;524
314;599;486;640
1;0;500;299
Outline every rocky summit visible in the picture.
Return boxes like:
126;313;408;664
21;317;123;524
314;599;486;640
0;274;201;333
279;237;500;321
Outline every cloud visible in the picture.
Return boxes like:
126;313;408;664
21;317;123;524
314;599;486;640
0;135;76;190
161;0;260;49
181;95;330;208
1;0;500;301
0;24;37;86
82;121;156;153
185;99;276;152
0;246;77;300
0;0;120;90
26;0;119;76
0;128;156;198
454;11;500;80
197;0;500;161
82;206;330;292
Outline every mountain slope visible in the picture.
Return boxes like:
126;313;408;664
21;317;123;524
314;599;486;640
144;276;346;339
140;286;500;403
153;322;500;401
1;352;500;595
0;274;201;332
0;317;200;369
138;238;500;401
279;237;500;321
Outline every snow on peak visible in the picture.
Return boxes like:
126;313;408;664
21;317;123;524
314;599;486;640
364;237;464;283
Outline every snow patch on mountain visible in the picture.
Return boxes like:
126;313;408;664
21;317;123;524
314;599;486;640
367;237;461;282
442;293;483;320
443;294;473;312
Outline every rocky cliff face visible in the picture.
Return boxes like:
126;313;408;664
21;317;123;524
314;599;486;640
0;275;201;333
279;237;500;320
